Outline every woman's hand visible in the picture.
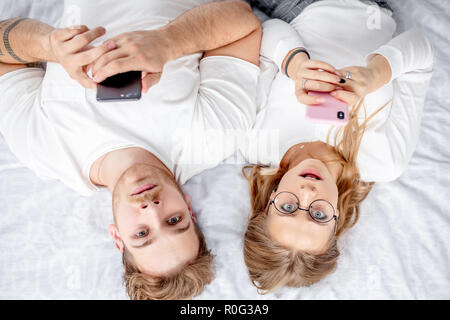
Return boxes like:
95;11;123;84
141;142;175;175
49;25;116;89
331;55;392;106
284;50;345;105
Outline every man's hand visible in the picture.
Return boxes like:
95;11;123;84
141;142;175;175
91;30;172;84
91;0;261;90
141;71;162;93
49;25;116;89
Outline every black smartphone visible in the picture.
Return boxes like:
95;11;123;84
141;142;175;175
96;71;142;102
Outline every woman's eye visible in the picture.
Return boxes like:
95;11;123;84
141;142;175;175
281;203;296;213
312;210;325;220
136;230;148;238
167;216;182;225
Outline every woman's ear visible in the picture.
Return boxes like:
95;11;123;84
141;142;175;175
108;224;124;253
270;188;277;199
265;189;277;212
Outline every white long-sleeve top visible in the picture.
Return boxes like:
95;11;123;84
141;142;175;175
241;0;434;182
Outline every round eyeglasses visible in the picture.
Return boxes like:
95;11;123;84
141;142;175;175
269;191;338;232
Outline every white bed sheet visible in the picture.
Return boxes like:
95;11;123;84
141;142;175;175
0;0;449;299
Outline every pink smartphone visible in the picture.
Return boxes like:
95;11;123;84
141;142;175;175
305;91;349;125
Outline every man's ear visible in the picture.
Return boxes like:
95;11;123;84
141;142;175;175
108;224;124;253
184;195;197;224
184;194;191;207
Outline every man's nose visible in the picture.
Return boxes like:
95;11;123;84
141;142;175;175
140;199;161;211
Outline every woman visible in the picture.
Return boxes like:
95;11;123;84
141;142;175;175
241;0;434;293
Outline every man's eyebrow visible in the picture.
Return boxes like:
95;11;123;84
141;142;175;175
131;221;191;249
173;221;191;234
132;237;153;249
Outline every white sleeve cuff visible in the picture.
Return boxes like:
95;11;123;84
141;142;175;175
366;45;404;83
365;28;434;82
261;19;305;72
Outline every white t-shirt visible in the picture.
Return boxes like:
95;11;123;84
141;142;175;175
0;0;260;196
241;0;434;182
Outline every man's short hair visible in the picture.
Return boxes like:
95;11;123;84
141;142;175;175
122;222;214;300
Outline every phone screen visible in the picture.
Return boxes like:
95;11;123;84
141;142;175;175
96;71;142;102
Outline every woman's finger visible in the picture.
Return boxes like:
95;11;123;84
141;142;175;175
303;59;338;74
330;90;360;106
295;82;325;105
336;67;359;81
301;69;343;85
65;26;106;53
300;79;337;92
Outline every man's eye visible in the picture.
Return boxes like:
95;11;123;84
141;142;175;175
167;216;182;225
136;230;148;238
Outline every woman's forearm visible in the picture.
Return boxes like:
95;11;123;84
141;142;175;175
366;54;392;91
282;47;309;78
0;18;55;65
159;0;261;60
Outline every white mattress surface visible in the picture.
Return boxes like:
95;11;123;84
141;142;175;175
0;0;449;299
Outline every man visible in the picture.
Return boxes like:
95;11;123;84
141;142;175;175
0;0;261;299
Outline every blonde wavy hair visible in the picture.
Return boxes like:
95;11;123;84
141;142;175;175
122;222;214;300
243;98;389;293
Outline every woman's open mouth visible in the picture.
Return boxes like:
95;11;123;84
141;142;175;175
299;168;323;181
130;183;157;196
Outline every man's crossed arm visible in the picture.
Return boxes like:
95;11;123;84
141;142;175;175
91;0;262;85
0;0;261;91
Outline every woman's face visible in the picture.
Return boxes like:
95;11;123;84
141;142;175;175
266;158;340;254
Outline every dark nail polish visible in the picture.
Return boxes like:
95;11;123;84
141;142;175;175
339;78;346;84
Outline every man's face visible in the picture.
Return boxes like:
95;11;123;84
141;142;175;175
108;163;199;276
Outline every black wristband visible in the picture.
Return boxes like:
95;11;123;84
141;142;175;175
284;49;310;78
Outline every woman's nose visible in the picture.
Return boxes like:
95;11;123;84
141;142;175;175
298;183;317;199
299;182;317;191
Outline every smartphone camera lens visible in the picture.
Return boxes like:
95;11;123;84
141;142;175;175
337;111;345;119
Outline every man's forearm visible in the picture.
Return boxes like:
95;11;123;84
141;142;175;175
160;0;261;60
0;18;55;65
